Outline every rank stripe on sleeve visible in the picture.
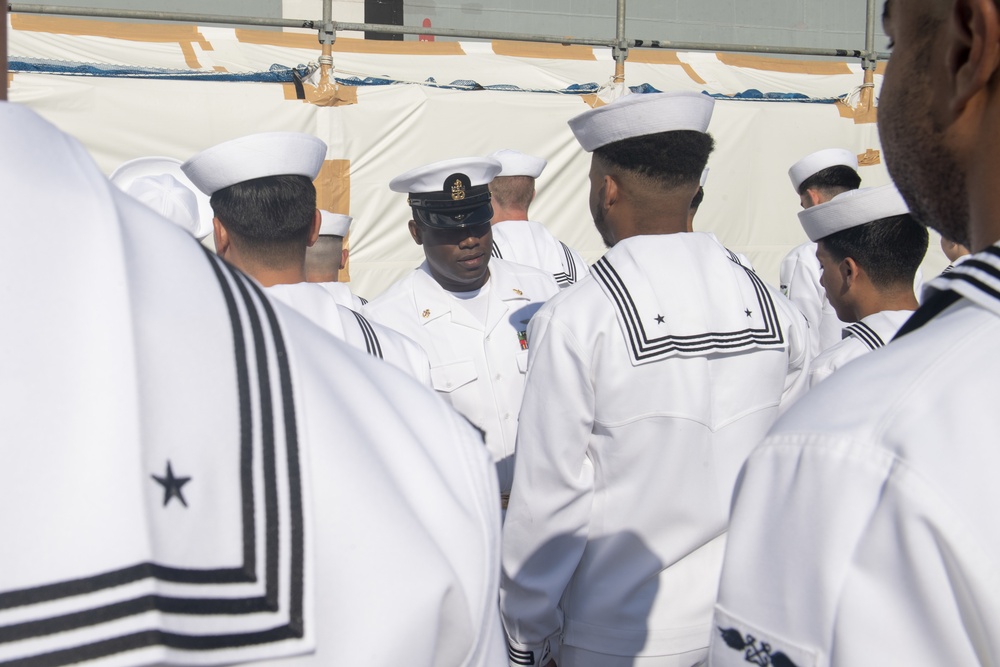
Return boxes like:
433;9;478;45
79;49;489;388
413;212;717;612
0;251;307;666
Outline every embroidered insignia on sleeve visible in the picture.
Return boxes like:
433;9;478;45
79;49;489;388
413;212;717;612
719;627;800;667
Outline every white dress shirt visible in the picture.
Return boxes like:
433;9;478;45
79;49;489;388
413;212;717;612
365;259;559;494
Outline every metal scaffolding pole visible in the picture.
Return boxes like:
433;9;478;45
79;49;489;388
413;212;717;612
859;0;879;114
613;0;627;83
628;38;865;60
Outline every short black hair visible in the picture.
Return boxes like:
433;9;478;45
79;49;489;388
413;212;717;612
820;213;928;289
595;130;714;189
798;165;861;197
210;174;317;245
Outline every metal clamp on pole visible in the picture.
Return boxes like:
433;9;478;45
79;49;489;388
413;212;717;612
613;44;629;83
318;21;335;47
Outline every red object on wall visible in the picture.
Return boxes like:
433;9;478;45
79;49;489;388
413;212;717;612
419;18;434;42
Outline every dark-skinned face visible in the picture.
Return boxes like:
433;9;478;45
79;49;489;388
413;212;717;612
410;220;492;292
878;0;970;245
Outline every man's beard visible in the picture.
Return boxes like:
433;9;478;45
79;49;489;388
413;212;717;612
879;37;971;246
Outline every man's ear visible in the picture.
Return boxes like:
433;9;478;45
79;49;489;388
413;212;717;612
408;220;423;245
306;209;321;248
339;247;348;271
947;0;1000;117
213;217;230;258
600;174;620;212
841;256;860;288
806;188;824;208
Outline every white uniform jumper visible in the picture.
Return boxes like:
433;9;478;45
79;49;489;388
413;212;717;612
710;247;1000;667
806;309;914;387
501;232;811;666
0;102;505;667
266;282;431;385
365;259;559;494
313;281;367;311
779;241;846;352
491;219;589;289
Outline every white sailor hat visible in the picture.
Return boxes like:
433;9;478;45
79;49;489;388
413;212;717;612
390;156;502;229
181;132;327;196
797;184;910;242
489;149;547;178
319;210;352;237
568;91;715;152
110;156;213;238
788;148;859;192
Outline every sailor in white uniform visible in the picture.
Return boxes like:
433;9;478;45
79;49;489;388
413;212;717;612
364;157;559;499
305;210;368;310
182;133;430;383
779;149;861;351
487;149;590;288
500;92;811;667
0;101;504;667
708;0;1000;663
109;155;215;240
796;184;927;388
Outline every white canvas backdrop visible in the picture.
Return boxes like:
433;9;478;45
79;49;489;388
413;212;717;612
7;17;949;299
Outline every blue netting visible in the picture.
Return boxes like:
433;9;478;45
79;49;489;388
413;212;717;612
9;57;842;101
630;82;840;103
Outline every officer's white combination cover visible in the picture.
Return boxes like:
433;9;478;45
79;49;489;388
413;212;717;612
568;91;716;152
489;149;547;178
798;184;910;242
788;148;859;191
182;132;327;196
390;156;502;193
319;210;352;236
110;155;214;238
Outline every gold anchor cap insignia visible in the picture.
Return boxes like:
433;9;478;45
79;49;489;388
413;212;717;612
422;309;431;319
450;178;466;201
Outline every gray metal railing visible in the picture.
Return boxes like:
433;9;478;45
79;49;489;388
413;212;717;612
6;1;890;75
